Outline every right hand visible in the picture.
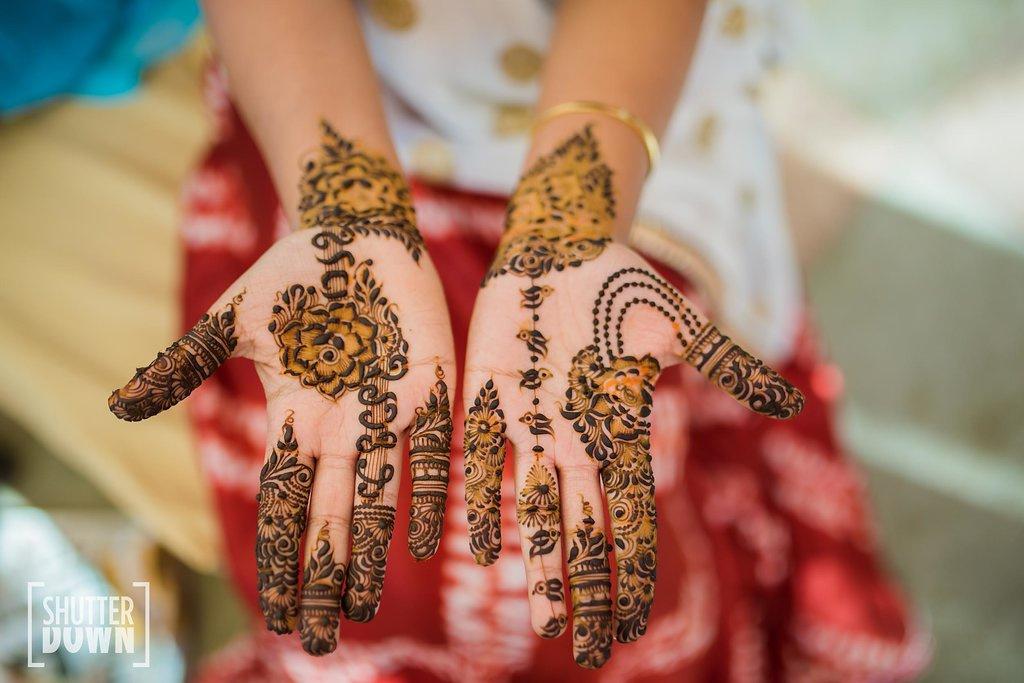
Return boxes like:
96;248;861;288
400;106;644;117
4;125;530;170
109;222;456;655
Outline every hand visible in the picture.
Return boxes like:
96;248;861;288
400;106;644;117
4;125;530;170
109;123;456;655
462;128;803;668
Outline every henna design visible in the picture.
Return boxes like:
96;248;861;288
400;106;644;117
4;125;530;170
518;367;553;389
685;324;805;419
343;354;405;620
559;269;804;644
517;328;549;357
590;267;804;419
517;461;561;559
601;442;658;643
533;578;565;601
485;126;614;283
108;292;243;421
299;120;423;261
341;503;396;622
473;130;618;640
562;347;661;467
275;120;422;632
408;366;452;561
567;499;613;668
298;523;345;655
520;285;554;309
561;348;660;643
463;380;507;565
269;259;408;401
519;410;554;436
256;414;312;634
540;614;569;639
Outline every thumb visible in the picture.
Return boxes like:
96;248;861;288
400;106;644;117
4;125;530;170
601;267;804;420
108;289;246;422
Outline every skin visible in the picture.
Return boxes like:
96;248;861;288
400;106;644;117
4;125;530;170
112;0;802;671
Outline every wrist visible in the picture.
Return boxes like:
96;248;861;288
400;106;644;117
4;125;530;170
290;120;424;262
521;115;646;242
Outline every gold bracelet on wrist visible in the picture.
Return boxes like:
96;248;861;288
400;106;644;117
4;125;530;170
531;100;661;177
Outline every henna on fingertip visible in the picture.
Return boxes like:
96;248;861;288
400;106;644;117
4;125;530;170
408;367;452;561
463;379;507;565
256;414;313;634
108;293;243;421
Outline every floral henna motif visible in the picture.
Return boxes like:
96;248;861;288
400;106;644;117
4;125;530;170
484;126;614;283
108;292;243;421
517;461;561;559
269;259;408;401
591;267;804;418
540;614;569;639
342;503;396;622
561;346;661;466
567;500;613;668
299;120;424;261
256;414;313;634
463;379;507;565
408;367;452;561
559;268;805;646
601;441;658;643
298;523;346;655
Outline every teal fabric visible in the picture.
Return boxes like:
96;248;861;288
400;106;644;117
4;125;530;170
0;0;199;115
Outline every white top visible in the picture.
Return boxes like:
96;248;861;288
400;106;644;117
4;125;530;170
360;0;801;360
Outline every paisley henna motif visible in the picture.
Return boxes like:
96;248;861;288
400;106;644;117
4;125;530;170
485;126;614;283
463;379;507;565
108;292;243;421
408;367;452;561
298;523;345;655
256;414;312;634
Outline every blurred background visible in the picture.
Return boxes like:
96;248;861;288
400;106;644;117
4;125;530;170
1;0;1021;680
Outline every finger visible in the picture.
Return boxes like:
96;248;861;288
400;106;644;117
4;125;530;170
108;291;246;421
463;378;508;566
561;469;613;669
297;449;356;655
591;268;804;419
515;448;567;638
256;410;314;635
407;365;453;561
560;317;661;644
601;450;657;643
342;380;401;622
685;323;805;419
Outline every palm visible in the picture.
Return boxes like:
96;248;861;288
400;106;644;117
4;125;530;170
461;127;803;669
237;230;454;432
110;224;455;655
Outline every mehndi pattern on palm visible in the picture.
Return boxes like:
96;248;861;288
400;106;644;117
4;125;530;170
110;121;452;658
467;125;804;668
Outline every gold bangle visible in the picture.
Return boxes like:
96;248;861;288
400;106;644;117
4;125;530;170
532;100;661;176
